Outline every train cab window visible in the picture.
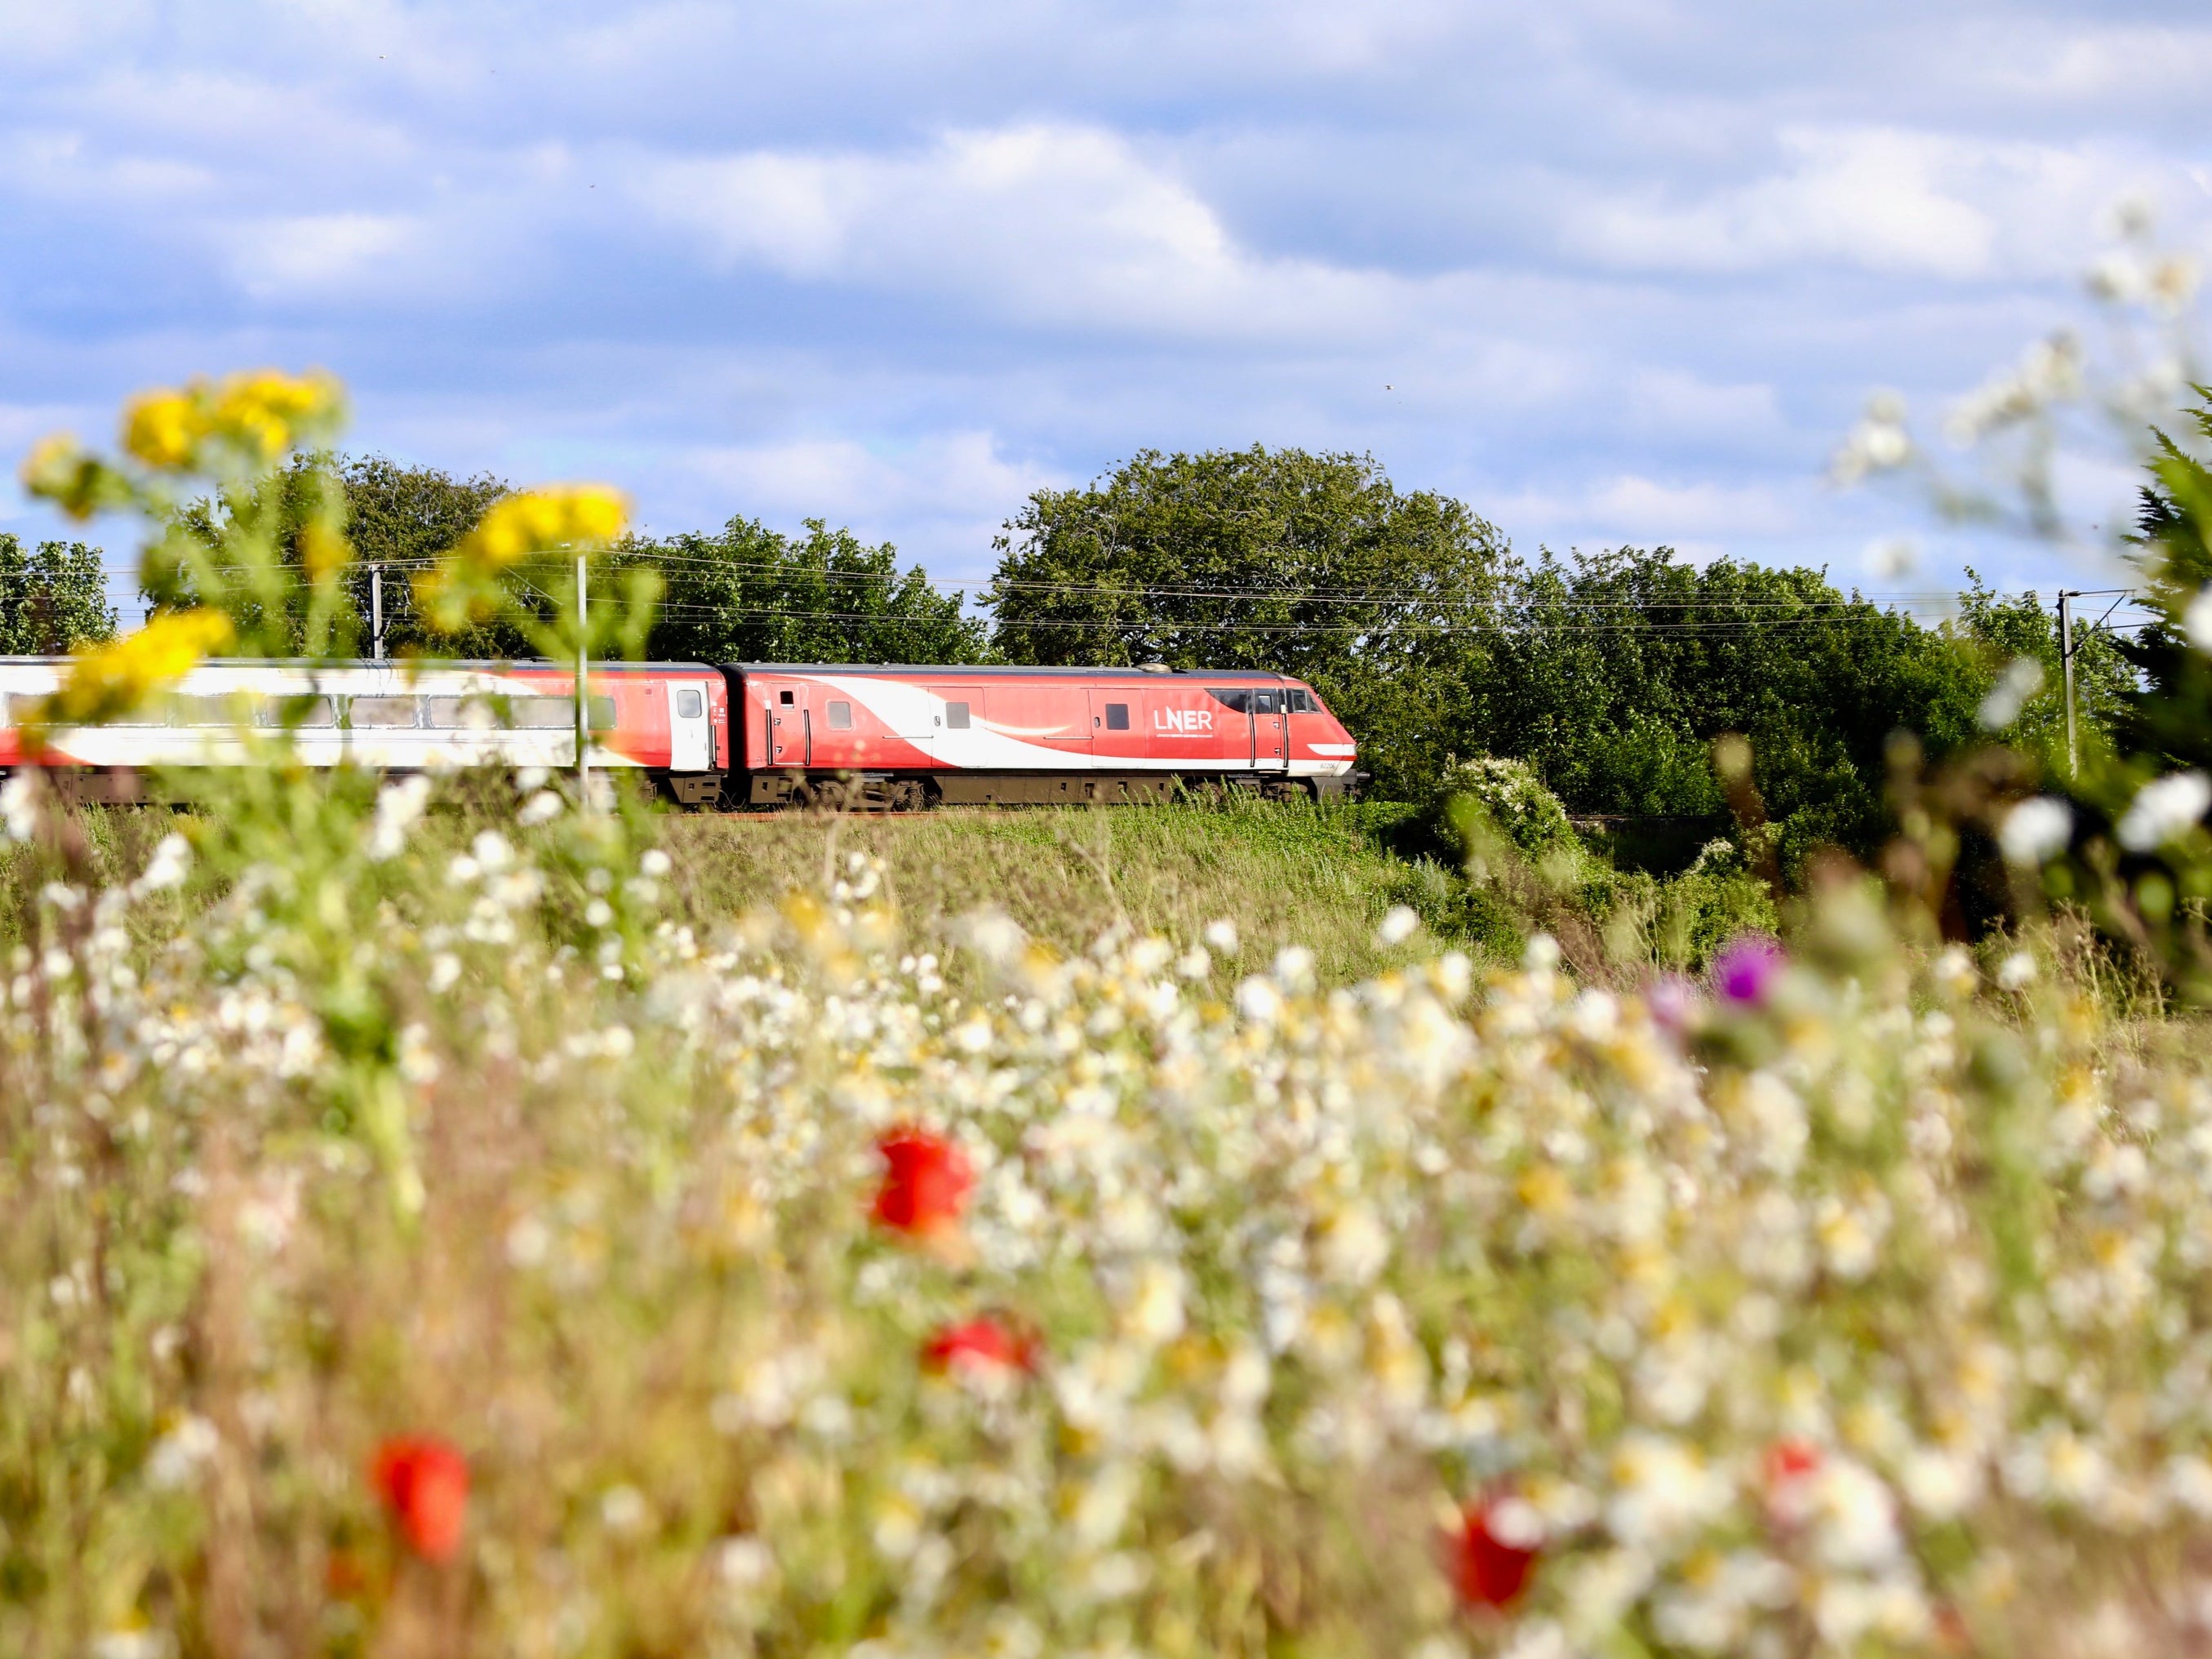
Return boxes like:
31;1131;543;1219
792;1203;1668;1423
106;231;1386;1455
676;688;704;719
1104;703;1130;730
1286;689;1313;713
826;700;852;729
349;696;420;728
944;701;971;729
1250;692;1280;714
779;690;795;706
1207;688;1253;714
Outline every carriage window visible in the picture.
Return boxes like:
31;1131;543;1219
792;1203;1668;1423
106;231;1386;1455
827;700;852;729
263;696;335;727
5;694;45;723
349;696;420;728
1207;688;1253;714
513;697;571;728
944;701;971;730
427;697;496;730
779;690;795;706
169;696;243;727
676;688;704;719
590;696;616;732
1104;703;1130;730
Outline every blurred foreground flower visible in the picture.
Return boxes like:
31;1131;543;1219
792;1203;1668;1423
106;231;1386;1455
415;484;630;632
29;608;235;738
872;1127;973;1241
370;1435;470;1563
1712;933;1785;1005
922;1316;1038;1379
1449;1496;1540;1610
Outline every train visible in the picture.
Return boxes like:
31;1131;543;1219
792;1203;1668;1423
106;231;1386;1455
0;658;1360;809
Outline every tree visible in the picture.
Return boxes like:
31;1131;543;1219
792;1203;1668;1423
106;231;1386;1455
338;455;517;657
621;517;986;666
988;447;1504;795
2115;394;2212;772
0;534;117;653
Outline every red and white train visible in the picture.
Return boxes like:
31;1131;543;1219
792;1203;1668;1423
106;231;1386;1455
0;658;1359;808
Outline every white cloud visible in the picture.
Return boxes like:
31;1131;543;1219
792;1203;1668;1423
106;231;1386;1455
1567;126;2142;280
634;123;1401;339
225;211;432;300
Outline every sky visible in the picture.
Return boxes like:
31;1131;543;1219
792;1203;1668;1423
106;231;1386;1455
4;0;2210;625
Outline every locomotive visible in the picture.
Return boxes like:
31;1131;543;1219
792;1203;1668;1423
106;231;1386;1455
0;658;1360;809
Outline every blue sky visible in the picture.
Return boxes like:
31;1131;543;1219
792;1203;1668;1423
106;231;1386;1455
4;1;2209;620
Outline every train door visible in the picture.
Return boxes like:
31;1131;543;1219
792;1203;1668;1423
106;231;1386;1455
766;684;811;768
1088;687;1135;770
1252;687;1288;772
930;684;989;767
668;678;713;771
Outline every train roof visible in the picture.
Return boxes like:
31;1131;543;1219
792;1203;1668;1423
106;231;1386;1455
726;663;1294;680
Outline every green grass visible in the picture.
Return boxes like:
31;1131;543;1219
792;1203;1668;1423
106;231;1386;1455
651;798;1445;981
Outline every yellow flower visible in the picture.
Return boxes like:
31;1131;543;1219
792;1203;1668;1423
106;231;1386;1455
18;434;105;520
453;486;631;572
34;609;236;732
117;369;344;473
300;520;352;582
121;391;208;470
208;368;344;461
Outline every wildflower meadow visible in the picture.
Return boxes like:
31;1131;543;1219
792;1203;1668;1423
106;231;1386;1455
8;315;2212;1659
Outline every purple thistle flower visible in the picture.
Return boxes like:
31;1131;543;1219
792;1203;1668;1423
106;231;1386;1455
1646;972;1699;1034
1712;934;1785;1006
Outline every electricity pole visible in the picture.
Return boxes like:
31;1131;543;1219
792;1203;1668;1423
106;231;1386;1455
575;554;591;804
2058;589;2077;778
370;566;385;660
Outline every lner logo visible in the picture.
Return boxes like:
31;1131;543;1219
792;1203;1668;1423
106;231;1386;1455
1153;708;1215;734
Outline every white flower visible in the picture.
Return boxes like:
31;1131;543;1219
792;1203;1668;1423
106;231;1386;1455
1998;797;2072;865
134;834;191;894
1524;932;1561;972
600;1484;649;1534
0;773;38;842
517;789;564;826
428;952;462;994
1375;905;1419;947
144;1415;219;1489
1996;951;2037;990
640;847;672;877
716;1534;775;1590
2117;771;2210;852
1236;977;1281;1025
472;830;513;871
2184;585;2212;654
1202;918;1238;954
1977;656;2045;730
365;775;432;861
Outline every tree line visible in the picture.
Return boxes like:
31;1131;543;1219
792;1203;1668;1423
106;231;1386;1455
2;445;2137;868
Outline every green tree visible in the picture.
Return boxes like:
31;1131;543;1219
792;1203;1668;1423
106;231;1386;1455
620;516;985;666
0;534;118;653
988;447;1504;796
2117;394;2212;772
338;455;517;657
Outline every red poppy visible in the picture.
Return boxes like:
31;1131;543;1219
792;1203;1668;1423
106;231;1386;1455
1450;1497;1539;1610
370;1435;470;1563
1763;1436;1822;1526
872;1128;973;1238
922;1315;1037;1377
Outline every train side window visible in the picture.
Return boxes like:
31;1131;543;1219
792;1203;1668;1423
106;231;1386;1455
826;700;852;729
1207;687;1252;714
779;690;795;706
1250;692;1279;714
590;696;617;732
676;688;704;719
1104;703;1130;730
349;696;420;728
944;701;971;729
513;698;571;728
427;697;495;729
